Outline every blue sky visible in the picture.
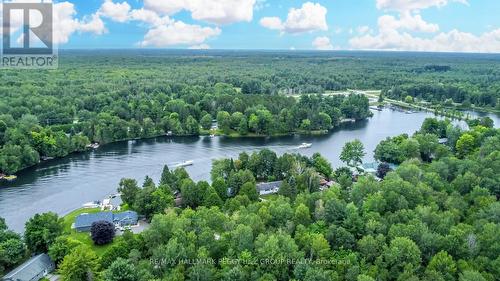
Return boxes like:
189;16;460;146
6;0;500;52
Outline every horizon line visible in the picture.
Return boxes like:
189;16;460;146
55;48;500;55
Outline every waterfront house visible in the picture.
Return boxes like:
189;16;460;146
438;138;448;145
74;210;138;232
2;254;54;281
319;178;336;190
257;181;283;195
357;162;398;175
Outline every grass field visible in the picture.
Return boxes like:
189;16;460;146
62;208;123;256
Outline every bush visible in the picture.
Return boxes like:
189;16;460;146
376;162;392;179
90;221;115;245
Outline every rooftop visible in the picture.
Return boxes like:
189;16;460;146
74;210;138;230
2;254;54;281
74;211;113;229
257;181;283;191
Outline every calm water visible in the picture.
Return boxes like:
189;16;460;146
1;108;498;232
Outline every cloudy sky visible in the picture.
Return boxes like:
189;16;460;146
3;0;500;52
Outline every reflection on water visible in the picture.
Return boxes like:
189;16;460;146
0;108;498;232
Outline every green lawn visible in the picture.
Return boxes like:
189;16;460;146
62;207;122;256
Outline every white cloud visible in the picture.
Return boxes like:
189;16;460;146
346;0;494;52
139;21;221;47
378;12;439;33
77;13;106;35
189;43;210;49
312;36;333;50
142;0;189;15
356;25;372;34
259;17;283;30
260;2;328;34
52;2;107;44
143;0;256;25
349;28;500;53
0;1;106;44
129;9;172;26
376;0;468;12
95;1;220;48
98;0;131;23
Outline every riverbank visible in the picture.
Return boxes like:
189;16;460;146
349;89;498;122
61;204;133;255
2;126;343;177
2;108;498;232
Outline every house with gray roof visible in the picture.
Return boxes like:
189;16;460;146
114;211;138;227
74;210;138;232
2;254;54;281
257;181;283;195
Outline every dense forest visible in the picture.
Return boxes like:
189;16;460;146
1;51;498;175
1;118;499;280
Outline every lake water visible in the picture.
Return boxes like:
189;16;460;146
0;108;498;232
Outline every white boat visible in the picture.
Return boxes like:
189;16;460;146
209;134;215;138
297;143;312;149
176;160;194;167
86;143;100;149
82;201;100;208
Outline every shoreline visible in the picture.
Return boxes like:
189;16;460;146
3;127;341;176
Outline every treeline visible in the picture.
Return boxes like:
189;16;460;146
0;88;370;174
383;84;499;108
2;118;499;280
375;117;497;166
2;51;498;173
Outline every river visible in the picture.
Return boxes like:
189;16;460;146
0;108;498;232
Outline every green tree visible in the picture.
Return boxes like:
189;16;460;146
0;238;26;268
300;119;312;131
312;153;333;178
160;165;176;190
212;177;228;199
184;115;200;135
180;179;203;208
200;114;212;130
117;178;140;207
459;271;486;281
133;186;173;219
340;139;365;167
24;212;63;254
59;245;100;281
48;236;83;267
426;251;456;281
238;182;259;201
294;204;311;226
238;116;248;135
217;111;231;134
383;237;421;277
103;258;139;281
456;133;475;157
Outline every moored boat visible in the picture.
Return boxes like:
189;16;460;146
176;160;194;167
3;175;17;181
297;143;312;149
86;142;100;149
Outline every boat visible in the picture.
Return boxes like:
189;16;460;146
297;143;312;149
82;201;101;208
176;160;194;167
41;156;55;161
2;175;17;181
86;142;100;149
209;134;215;138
